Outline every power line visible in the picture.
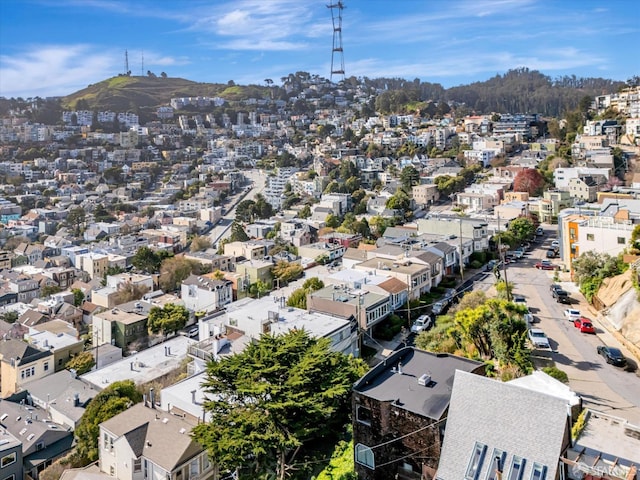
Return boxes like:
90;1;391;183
369;416;447;451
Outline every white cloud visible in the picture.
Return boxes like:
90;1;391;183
188;0;318;51
0;45;119;97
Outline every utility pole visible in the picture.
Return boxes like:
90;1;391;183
459;215;464;282
496;213;511;301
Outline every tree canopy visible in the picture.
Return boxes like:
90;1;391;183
65;351;96;375
73;380;142;465
192;330;366;479
147;303;189;336
132;246;172;274
513;168;545;196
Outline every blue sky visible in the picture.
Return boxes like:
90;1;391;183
0;0;639;98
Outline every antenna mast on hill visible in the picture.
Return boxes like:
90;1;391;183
124;50;129;75
327;1;345;82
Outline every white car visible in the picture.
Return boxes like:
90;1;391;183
528;328;550;349
411;315;432;333
564;309;581;321
523;309;534;325
512;295;527;306
551;240;560;248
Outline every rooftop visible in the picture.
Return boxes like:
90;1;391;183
225;296;352;341
100;402;202;472
565;410;640;476
95;307;147;325
80;335;195;390
353;348;483;419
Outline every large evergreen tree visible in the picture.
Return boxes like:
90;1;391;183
192;330;366;480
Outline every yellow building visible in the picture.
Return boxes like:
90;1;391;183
0;339;53;398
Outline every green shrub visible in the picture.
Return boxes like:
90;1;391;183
469;260;483;270
470;251;487;263
373;314;404;340
542;366;569;384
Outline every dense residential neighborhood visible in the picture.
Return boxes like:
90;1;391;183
0;73;639;480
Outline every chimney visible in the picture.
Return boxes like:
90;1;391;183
397;361;403;375
164;346;168;356
149;388;155;409
130;362;134;371
167;346;171;355
73;393;80;407
143;394;147;407
191;390;197;404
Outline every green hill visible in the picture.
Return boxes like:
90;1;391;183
62;75;265;112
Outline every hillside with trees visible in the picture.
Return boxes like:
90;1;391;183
1;68;630;124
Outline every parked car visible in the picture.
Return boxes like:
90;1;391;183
551;240;560;248
523;309;535;325
512;295;527;306
564;309;581;321
552;287;569;303
528;328;551;349
573;317;595;334
597;345;627;367
432;300;449;316
546;249;557;258
535;260;559;270
485;259;498;271
536;227;544;236
550;284;562;293
411;315;433;333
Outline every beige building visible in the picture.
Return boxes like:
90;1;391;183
224;240;269;260
412;184;440;206
76;252;109;280
0;339;53;398
27;320;84;372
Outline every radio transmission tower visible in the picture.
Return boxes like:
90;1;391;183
124;50;129;75
327;1;345;82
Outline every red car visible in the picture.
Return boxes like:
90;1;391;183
574;317;595;334
535;260;559;270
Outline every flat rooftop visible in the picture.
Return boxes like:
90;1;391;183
28;329;81;350
95;308;147;325
566;410;640;473
226;296;351;339
353;347;483;419
81;335;195;390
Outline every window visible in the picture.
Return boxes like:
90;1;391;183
586;234;594;241
465;443;487;480
486;450;506;480
356;406;372;426
36;442;45;451
1;453;16;468
133;458;142;473
530;463;546;480
508;456;526;480
617;237;626;245
44;362;49;372
355;444;375;469
190;458;199;476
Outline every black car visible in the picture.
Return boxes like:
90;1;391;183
597;345;627;367
551;286;569;303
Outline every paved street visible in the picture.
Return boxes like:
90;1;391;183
476;231;640;424
208;169;266;247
